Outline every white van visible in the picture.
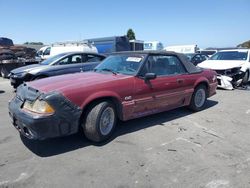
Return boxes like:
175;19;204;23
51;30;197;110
144;41;164;51
164;44;198;54
36;46;49;61
39;42;98;60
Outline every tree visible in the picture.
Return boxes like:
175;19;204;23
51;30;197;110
126;29;136;40
237;40;250;48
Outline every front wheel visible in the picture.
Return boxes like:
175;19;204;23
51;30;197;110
242;71;249;85
189;85;207;111
82;101;117;142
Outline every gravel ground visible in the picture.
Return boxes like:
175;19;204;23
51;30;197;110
0;77;250;188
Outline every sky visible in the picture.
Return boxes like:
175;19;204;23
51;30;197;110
0;0;250;48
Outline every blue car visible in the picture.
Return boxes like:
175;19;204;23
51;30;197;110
9;52;106;88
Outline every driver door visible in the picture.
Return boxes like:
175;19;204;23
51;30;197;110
132;55;188;117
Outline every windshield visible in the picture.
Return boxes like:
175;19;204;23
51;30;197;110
40;53;68;65
210;51;248;61
94;54;145;75
199;50;217;56
36;50;43;56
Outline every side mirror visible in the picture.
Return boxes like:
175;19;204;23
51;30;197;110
144;73;157;80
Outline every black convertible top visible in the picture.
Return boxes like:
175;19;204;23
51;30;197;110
111;50;202;74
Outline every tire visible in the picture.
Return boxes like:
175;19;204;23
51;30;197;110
242;71;249;85
189;85;207;111
82;101;117;142
1;67;9;78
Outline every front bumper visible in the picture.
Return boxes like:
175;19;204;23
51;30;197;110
9;99;64;140
216;70;245;90
217;75;234;90
9;72;28;88
10;77;24;88
8;84;82;140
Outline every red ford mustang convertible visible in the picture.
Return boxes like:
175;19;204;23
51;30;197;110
9;51;217;142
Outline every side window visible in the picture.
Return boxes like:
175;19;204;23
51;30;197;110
43;47;51;56
140;55;187;76
58;57;70;65
71;55;82;63
157;43;164;50
139;56;153;76
86;55;104;62
193;54;201;62
165;56;187;75
201;55;208;61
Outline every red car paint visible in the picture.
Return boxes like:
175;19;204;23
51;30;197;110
28;68;217;121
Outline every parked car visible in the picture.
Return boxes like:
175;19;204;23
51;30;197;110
185;53;208;66
198;49;250;90
197;49;218;57
9;52;106;88
8;51;217;142
0;37;14;46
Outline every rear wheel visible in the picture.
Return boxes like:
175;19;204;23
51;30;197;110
82;101;117;142
189;85;207;111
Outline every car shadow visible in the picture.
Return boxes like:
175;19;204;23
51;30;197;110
0;90;5;94
21;99;218;157
237;83;250;91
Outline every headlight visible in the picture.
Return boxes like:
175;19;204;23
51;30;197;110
13;72;27;78
23;99;55;115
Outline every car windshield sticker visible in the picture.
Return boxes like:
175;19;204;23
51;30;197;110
126;57;142;62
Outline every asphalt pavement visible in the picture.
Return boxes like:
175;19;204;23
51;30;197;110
0;77;250;188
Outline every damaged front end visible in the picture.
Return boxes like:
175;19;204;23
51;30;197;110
8;83;82;140
215;67;245;90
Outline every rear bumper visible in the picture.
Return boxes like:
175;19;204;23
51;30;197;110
8;85;82;140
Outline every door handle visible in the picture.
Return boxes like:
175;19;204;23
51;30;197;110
177;79;184;84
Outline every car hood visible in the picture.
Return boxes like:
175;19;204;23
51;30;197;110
198;60;246;70
28;72;131;93
11;64;48;74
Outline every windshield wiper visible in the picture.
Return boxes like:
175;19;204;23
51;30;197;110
96;68;117;75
